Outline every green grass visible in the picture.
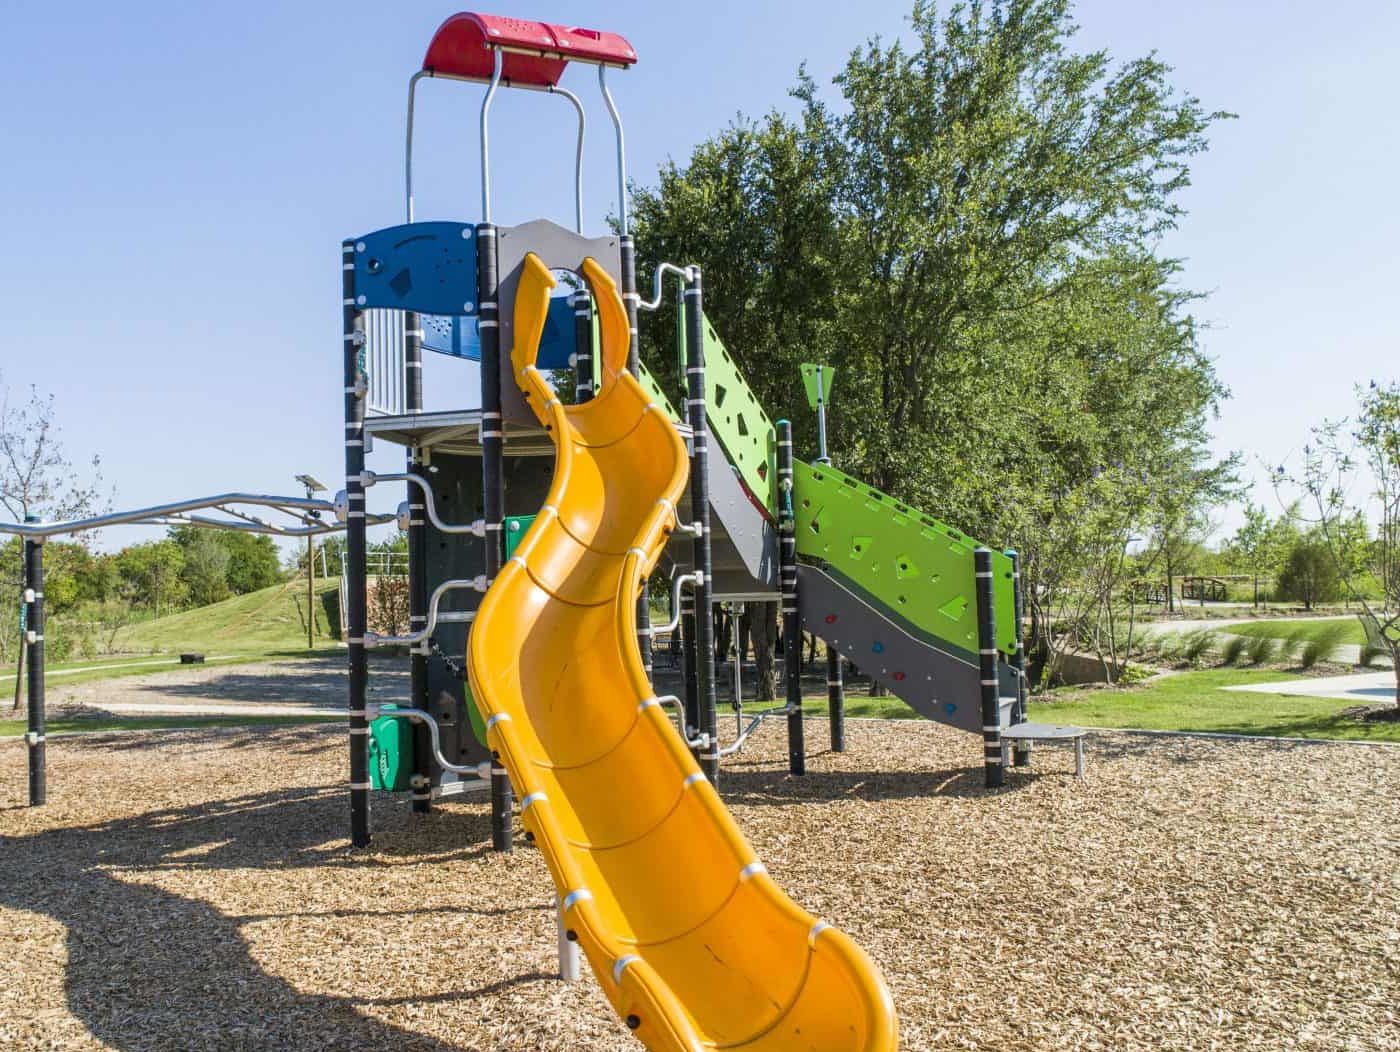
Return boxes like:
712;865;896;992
778;665;1400;742
1032;667;1400;742
1226;617;1367;647
111;578;340;655
0;714;341;738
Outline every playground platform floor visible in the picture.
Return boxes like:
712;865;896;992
1;718;1396;1050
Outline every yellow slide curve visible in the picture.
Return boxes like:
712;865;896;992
467;252;897;1052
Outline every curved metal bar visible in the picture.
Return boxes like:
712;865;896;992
363;471;485;536
637;262;697;312
371;705;485;776
651;570;700;636
404;70;430;222
716;703;799;758
366;578;484;648
479;48;504;222
548;85;587;233
0;494;378;540
598;64;628;235
646;694;704;748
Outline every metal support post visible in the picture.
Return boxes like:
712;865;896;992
974;548;1005;788
776;421;806;776
343;240;372;847
405;307;433;812
1007;549;1031;767
23;527;45;807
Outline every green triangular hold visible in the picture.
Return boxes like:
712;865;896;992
800;363;836;409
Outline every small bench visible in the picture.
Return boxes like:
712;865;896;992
1000;722;1088;779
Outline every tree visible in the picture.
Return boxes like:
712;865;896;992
0;375;107;523
1290;382;1400;700
632;0;1234;685
1277;538;1339;610
115;541;187;616
176;529;231;607
1225;502;1298;608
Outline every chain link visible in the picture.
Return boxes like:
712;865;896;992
427;637;466;680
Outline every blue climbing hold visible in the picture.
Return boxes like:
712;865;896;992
944;702;957;716
871;641;884;654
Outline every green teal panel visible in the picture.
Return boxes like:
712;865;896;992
464;681;487;747
634;361;682;422
504;514;536;561
368;707;414;791
792;462;1016;656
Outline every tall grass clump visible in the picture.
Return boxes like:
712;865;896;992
1299;623;1350;669
1220;635;1248;666
1245;634;1279;665
1360;642;1387;668
1181;630;1215;666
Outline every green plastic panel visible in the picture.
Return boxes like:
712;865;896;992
634;362;682;422
701;317;777;515
368;706;414;791
792;462;1017;657
800;363;836;410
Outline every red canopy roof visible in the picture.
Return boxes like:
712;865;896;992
422;12;637;88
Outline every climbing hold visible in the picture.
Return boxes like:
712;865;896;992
824;614;838;624
871;641;884;654
893;671;906;682
944;702;957;716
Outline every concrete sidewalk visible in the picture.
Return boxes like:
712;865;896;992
1223;670;1396;704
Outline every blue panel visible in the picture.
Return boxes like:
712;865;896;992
422;314;480;360
419;295;578;368
352;222;477;315
536;295;577;370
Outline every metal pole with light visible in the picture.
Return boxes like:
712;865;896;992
296;475;327;649
799;364;844;749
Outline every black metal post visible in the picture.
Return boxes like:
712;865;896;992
683;268;719;784
620;237;653;680
680;588;699;735
343;240;371;847
974;548;1005;788
477;223;512;853
1006;549;1031;767
572;287;594;404
827;647;846;753
23;528;45;807
404;309;432;813
776;421;806;776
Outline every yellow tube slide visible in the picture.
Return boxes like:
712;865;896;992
467;253;897;1051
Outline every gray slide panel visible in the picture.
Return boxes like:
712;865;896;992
799;564;988;735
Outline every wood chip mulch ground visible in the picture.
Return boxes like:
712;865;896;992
1;719;1396;1050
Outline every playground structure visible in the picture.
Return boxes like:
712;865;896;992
334;11;1083;1049
0;495;389;807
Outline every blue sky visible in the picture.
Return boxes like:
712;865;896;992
2;0;1397;549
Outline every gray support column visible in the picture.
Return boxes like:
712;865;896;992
572;287;594;403
405;310;433;814
683;268;719;785
477;223;512;853
23;529;45;807
620;237;653;680
974;548;1005;788
1006;549;1031;767
776;421;806;776
343;240;371;847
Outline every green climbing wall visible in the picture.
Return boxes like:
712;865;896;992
792;462;1017;657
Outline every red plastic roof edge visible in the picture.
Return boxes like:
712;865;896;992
422;12;637;88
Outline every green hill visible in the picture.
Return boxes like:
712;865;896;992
112;577;341;656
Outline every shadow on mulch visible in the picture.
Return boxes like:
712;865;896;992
715;755;1018;804
0;783;509;1051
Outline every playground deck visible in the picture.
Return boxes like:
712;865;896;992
1;719;1395;1050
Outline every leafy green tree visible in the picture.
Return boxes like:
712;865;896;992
632;0;1235;682
1290;382;1400;699
176;530;231;607
1277;538;1340;610
1224;501;1299;607
115;540;187;616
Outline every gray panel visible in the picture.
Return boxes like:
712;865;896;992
799;564;991;734
494;220;623;425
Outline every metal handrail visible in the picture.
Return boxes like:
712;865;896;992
365;578;485;648
637;263;697;312
651;570;700;636
358;471;485;536
367;704;489;777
